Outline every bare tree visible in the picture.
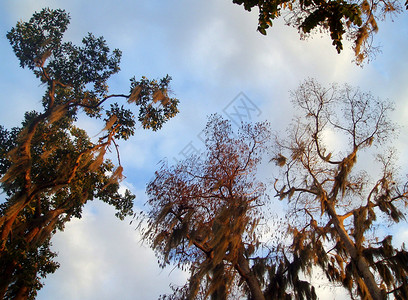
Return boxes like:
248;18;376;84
272;79;408;300
142;115;270;300
142;115;318;300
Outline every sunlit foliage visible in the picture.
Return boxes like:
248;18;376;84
0;8;179;299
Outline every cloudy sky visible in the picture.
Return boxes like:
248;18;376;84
1;1;408;299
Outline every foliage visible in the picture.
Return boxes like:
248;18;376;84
0;8;179;299
272;79;408;300
142;115;317;300
232;0;407;64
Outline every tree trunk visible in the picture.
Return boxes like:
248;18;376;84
0;259;17;299
0;213;19;251
326;201;384;300
0;194;31;251
14;285;29;300
236;253;265;300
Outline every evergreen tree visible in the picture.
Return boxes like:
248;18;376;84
0;8;179;299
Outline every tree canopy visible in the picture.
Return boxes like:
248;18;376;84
0;8;179;299
232;0;408;64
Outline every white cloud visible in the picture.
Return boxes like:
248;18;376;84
394;227;408;247
311;268;350;300
37;201;187;300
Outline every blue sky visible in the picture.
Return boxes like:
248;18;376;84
1;1;408;299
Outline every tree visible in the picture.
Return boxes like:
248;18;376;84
0;8;179;299
232;0;407;64
142;115;317;300
272;79;408;300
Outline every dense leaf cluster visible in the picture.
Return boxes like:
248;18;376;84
233;0;406;64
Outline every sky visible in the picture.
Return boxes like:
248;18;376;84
0;0;408;299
